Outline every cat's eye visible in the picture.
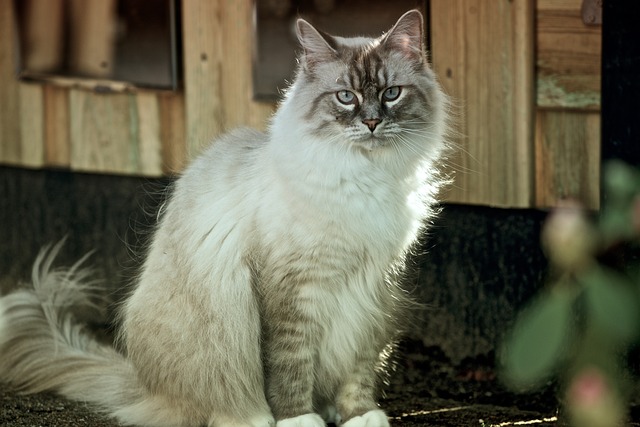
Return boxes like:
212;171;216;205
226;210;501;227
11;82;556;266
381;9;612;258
382;86;402;102
336;90;357;105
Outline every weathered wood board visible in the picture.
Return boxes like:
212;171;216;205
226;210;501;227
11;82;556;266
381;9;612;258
536;0;602;110
431;0;535;208
0;0;602;210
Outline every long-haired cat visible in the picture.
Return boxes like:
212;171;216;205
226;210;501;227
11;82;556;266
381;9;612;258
0;9;448;427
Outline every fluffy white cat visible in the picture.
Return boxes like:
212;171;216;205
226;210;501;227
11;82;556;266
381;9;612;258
0;10;448;427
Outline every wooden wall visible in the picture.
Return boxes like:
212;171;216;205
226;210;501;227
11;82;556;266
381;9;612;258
534;0;601;209
0;0;274;176
431;0;601;209
0;0;601;209
182;0;274;157
431;0;535;208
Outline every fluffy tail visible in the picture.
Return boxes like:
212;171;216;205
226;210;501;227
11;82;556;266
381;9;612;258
0;241;189;426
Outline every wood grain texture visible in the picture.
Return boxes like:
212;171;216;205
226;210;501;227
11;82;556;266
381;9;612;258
18;83;45;167
134;93;163;176
0;0;22;165
44;85;71;167
69;90;134;174
159;93;187;175
536;0;602;110
534;0;601;209
182;0;275;159
3;0;278;176
431;0;535;208
68;0;117;77
182;0;225;157
535;110;600;209
21;0;65;72
219;0;275;130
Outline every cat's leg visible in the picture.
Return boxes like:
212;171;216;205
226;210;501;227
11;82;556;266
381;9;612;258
262;298;325;426
125;252;274;427
335;353;390;427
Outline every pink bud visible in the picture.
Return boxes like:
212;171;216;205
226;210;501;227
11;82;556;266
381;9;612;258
568;368;607;407
567;367;625;427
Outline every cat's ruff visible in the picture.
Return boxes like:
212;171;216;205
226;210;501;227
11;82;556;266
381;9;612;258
0;10;448;427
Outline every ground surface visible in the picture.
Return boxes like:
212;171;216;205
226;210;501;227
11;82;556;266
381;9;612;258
382;343;562;426
0;341;575;427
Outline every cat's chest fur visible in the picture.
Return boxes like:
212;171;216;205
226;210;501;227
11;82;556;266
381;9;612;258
256;164;417;286
258;136;422;272
254;155;413;389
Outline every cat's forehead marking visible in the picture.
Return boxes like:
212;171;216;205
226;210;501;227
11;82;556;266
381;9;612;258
349;48;387;90
326;38;398;90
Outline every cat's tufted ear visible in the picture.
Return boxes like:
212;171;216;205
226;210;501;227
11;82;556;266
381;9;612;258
296;19;337;71
382;10;425;62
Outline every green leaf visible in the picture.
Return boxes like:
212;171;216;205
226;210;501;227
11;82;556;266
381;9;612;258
604;161;640;200
582;266;640;344
600;207;634;240
502;289;574;389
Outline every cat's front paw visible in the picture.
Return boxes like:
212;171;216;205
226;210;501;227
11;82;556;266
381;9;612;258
341;409;389;427
276;413;326;427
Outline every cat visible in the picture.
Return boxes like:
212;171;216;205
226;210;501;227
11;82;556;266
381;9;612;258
0;9;448;427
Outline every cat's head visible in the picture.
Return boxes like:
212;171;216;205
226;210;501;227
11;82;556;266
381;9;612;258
289;10;445;154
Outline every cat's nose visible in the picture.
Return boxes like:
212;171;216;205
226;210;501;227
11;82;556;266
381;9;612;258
362;118;381;132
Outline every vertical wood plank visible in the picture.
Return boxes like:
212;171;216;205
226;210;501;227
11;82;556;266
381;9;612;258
44;85;71;167
512;0;536;204
431;0;535;208
535;110;600;209
68;0;117;77
69;90;134;174
534;0;601;209
182;0;275;161
429;0;467;205
18;83;45;167
220;0;275;130
182;0;224;157
22;0;65;72
0;0;22;164
159;93;187;174
135;92;163;176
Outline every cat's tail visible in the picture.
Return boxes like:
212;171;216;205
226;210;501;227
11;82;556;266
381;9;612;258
0;241;190;427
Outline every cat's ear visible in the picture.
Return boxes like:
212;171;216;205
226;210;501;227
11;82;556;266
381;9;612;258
296;19;337;70
382;9;425;62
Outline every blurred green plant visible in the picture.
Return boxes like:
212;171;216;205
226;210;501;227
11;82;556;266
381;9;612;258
501;161;640;427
